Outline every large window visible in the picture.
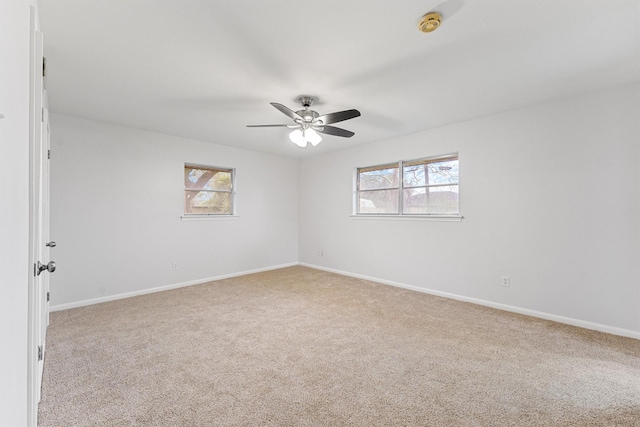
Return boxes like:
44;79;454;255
355;154;459;216
184;164;235;215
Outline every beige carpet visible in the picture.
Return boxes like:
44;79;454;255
38;266;640;426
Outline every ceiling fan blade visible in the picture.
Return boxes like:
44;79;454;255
270;102;303;121
246;124;290;127
316;109;361;125
316;125;355;138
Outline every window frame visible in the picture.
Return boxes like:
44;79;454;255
182;163;236;218
353;153;462;220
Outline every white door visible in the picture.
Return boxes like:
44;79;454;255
27;16;53;425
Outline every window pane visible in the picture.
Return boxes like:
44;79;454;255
403;158;459;187
403;186;459;214
358;165;399;190
185;167;232;191
185;190;232;214
358;190;399;214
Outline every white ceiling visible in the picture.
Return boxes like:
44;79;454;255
38;0;640;158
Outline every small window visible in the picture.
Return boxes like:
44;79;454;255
355;154;459;216
184;164;235;215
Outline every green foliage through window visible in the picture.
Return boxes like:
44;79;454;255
184;164;234;215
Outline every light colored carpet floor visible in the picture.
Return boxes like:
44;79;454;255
38;266;640;426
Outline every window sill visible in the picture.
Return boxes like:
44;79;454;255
181;215;239;221
350;214;463;222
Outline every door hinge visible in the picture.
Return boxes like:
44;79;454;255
33;263;37;277
43;57;47;89
37;346;43;361
41;108;44;123
48;149;51;160
47;292;50;302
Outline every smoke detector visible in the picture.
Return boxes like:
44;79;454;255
418;12;442;33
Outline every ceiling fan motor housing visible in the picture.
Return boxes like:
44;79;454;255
296;109;319;124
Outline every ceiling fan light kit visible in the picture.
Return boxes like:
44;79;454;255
289;128;322;147
419;11;442;33
289;129;320;147
247;95;360;148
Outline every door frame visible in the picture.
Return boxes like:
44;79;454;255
27;7;49;425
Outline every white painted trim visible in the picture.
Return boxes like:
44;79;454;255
180;215;239;221
299;262;640;340
50;262;297;312
350;214;463;222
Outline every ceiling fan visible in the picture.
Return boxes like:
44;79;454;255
247;96;361;147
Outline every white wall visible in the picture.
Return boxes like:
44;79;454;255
49;114;298;307
0;1;32;425
299;83;640;336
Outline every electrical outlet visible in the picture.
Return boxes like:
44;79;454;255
172;262;180;271
318;249;324;257
501;276;510;287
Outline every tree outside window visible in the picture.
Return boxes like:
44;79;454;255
356;154;459;215
184;164;234;215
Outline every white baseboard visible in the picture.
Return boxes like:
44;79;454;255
50;262;298;312
299;262;640;340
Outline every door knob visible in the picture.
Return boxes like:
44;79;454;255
37;261;56;275
46;241;56;247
